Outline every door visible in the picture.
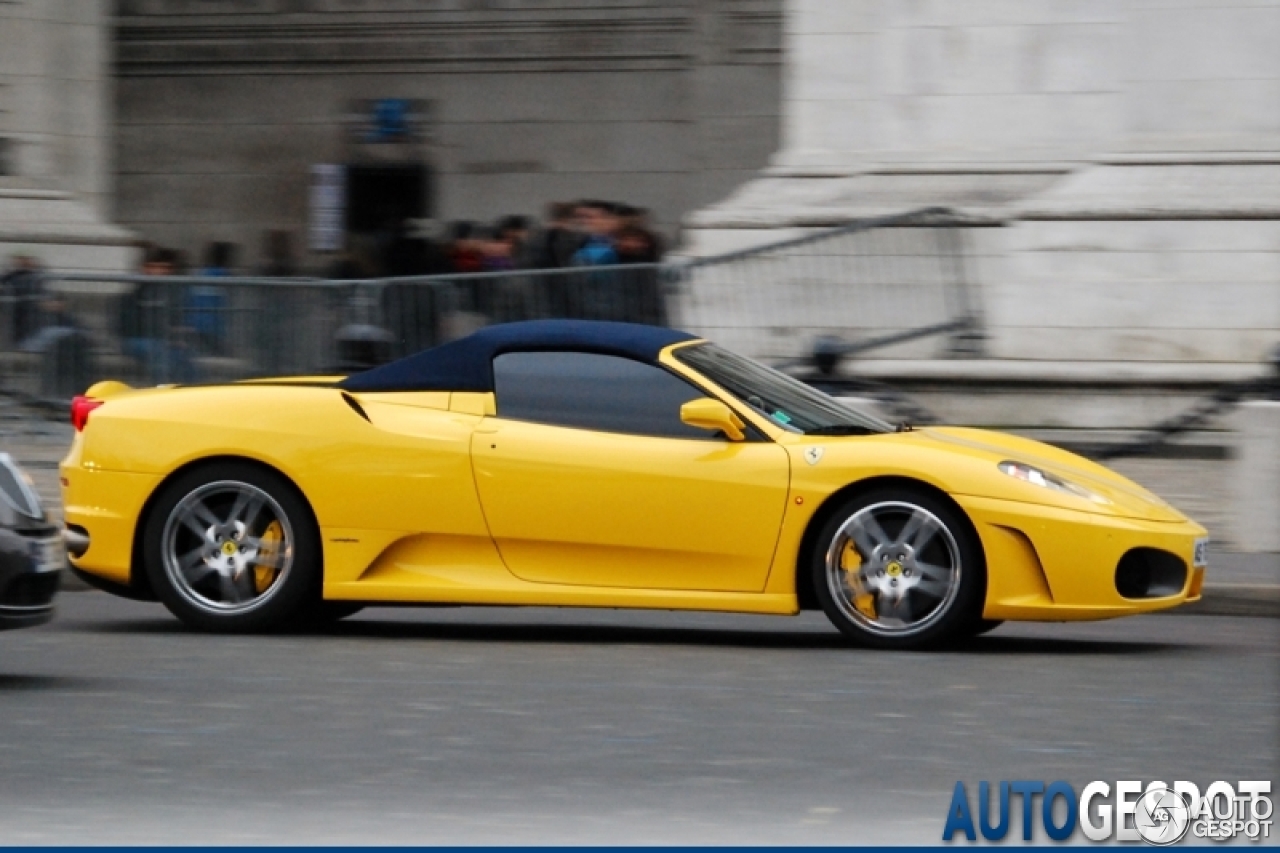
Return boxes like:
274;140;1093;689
345;163;430;236
471;351;791;592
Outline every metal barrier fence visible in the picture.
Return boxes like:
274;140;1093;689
0;267;672;399
0;208;981;402
670;207;983;364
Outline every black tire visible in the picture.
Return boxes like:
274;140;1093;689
143;461;322;633
812;486;985;650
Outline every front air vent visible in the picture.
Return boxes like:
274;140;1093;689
1115;548;1187;599
341;392;371;422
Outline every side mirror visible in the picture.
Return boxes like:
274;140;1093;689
680;397;745;441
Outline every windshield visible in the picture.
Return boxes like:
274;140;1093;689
675;343;893;436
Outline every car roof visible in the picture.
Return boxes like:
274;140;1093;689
339;319;699;393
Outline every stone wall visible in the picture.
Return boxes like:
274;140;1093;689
1;0;112;212
113;0;782;268
686;0;1280;369
0;0;132;271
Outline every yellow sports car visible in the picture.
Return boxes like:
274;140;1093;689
60;320;1208;648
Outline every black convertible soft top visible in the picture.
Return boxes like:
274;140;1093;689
339;319;699;393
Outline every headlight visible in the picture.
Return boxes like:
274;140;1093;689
0;453;43;519
997;461;1110;505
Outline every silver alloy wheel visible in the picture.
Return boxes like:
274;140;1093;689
824;500;962;637
160;480;294;614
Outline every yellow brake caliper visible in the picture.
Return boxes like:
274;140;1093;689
841;540;878;620
254;520;284;594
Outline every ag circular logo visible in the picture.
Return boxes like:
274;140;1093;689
1135;785;1191;846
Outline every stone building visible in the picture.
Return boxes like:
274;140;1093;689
0;0;132;271
113;0;782;270
687;0;1280;371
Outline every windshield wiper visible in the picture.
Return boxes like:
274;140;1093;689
804;425;874;436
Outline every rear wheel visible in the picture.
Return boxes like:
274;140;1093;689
812;488;985;649
143;462;321;633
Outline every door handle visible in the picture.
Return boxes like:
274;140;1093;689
475;423;499;435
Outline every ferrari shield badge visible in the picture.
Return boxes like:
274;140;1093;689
804;446;824;466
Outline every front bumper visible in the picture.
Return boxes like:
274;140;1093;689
956;494;1208;622
0;601;56;630
0;528;62;630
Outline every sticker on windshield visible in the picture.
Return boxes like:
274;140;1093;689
771;411;792;425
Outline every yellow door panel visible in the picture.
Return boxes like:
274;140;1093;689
471;418;790;591
303;399;491;538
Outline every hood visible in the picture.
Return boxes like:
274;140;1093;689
918;427;1188;523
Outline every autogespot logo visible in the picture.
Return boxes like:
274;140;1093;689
942;780;1273;844
1133;785;1191;845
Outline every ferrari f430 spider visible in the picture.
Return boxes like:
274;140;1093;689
61;321;1208;648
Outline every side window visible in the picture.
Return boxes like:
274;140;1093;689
493;351;713;440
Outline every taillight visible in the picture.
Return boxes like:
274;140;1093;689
71;395;103;432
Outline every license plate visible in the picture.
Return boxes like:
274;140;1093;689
1192;537;1209;568
28;536;64;573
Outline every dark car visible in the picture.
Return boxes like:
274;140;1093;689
0;453;61;629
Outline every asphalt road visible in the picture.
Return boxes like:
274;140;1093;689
0;592;1275;845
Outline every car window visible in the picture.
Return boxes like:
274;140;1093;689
492;351;716;440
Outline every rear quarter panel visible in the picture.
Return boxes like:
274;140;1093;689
63;386;491;585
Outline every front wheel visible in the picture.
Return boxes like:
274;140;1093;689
812;488;985;650
143;462;322;633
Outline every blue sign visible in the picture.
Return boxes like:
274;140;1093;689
368;98;411;142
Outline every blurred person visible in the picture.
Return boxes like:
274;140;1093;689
564;201;625;321
118;247;199;383
577;200;621;237
479;215;538;321
571;200;620;266
0;255;95;398
38;293;77;332
614;203;639;229
495;215;532;268
22;289;97;398
615;224;662;265
617;204;656;231
0;253;46;348
189;241;234;354
621;206;664;261
612;225;666;326
530;202;584;269
198;241;235;277
377;218;453;363
479;225;516;272
446;221;484;273
260;229;297;277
